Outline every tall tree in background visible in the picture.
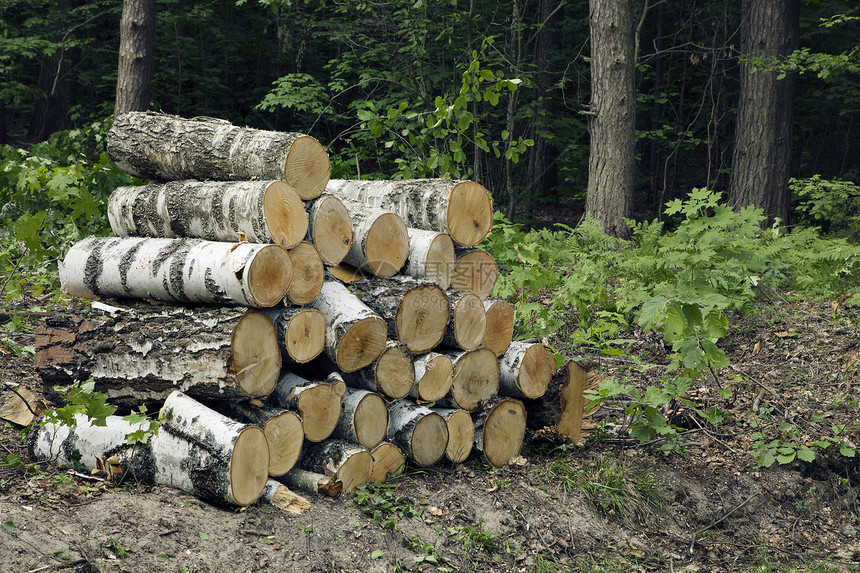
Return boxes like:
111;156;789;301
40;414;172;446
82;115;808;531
729;0;800;226
586;0;636;239
115;0;155;116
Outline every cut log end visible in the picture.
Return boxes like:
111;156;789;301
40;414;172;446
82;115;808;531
481;398;526;469
299;379;346;442
365;212;409;277
246;244;294;307
284;135;330;201
451;249;498;300
414;353;454;402
369;442;405;482
482;299;514;357
231;310;282;398
447;181;493;247
264;411;304;477
336;316;388;372
285;308;326;364
229;426;270;506
395;283;449;354
266;481;311;514
285;241;324;305
309;196;353;266
443;409;474;463
263;181;309;249
450;348;500;411
516;343;555;399
375;343;415;400
450;292;487;351
410;412;449;467
353;392;390;448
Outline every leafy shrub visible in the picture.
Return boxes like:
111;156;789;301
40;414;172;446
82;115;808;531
791;175;860;240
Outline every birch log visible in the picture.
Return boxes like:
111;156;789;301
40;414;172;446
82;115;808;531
261;479;311;514
108;111;330;199
326;179;492;247
107;180;308;249
348;276;449;354
439;348;500;411
298;439;372;493
442;290;487;351
482;298;514;357
432;408;474;463
305;194;354;266
498;341;555;400
264;306;326;365
450;248;498;300
339;197;409;277
159;390;270;506
410;352;454;402
387;400;448;467
279;468;343;499
369;442;405;482
219;402;303;477
268;371;346;442
474;397;526;469
34;302;281;404
525;360;602;445
341;341;414;400
404;228;455;289
332;386;390;449
60;236;292;308
285;241;325;305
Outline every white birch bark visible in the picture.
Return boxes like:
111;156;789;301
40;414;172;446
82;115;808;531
498;341;555;399
261;479;311;514
338;197;409;277
278;468;343;499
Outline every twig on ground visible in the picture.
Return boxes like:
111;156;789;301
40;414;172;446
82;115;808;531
689;493;759;553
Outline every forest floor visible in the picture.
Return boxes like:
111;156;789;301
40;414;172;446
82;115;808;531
1;289;859;573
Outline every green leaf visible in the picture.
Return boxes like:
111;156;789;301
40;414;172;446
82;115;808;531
198;531;209;540
796;446;816;463
840;443;856;458
2;521;14;532
370;549;384;560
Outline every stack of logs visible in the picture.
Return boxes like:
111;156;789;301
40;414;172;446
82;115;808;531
31;112;597;513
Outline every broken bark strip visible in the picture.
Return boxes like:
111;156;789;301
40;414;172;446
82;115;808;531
305;194;354;266
341;341;415;400
499;341;555;400
268;371;346;442
219;402;303;477
261;479;311;514
482;298;514;357
525;360;602;445
285;241;325;306
61;236;292;308
108;180;308;250
34;302;281;404
432;408;474;463
279;468;343;499
339;197;409;277
411;352;454;403
387;400;448;467
404;228;455;290
348;275;449;355
369;442;405;482
108;111;330;199
451;248;498;300
332;386;390;449
442;290;487;352
159;390;270;506
263;306;326;365
309;280;388;372
326;179;492;247
438;348;500;411
474;397;526;469
299;439;372;493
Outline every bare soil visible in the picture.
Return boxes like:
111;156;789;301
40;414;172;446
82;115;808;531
1;292;859;573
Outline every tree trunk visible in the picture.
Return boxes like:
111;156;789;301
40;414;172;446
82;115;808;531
433;408;474;463
278;468;343;499
268;371;346;442
387;400;449;467
404;228;455;290
34;302;281;404
474;397;526;468
60;236;292;308
305;194;354;266
525;360;602;445
338;197;409;277
482;298;514;357
341;341;415;400
114;0;155;116
586;0;635;239
219;402;303;477
729;0;799;226
285;241;325;305
442;290;487;352
108;180;308;250
411;352;454;403
348;276;450;355
438;348;500;411
451;248;498;300
298;439;372;493
369;442;405;482
499;341;555;399
332;387;390;449
261;479;311;514
263;306;326;365
307;280;387;372
108;111;330;199
326;179;492;247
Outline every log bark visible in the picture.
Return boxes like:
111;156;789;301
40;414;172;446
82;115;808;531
499;341;554;400
369;442;405;482
268;371;345;442
341;341;414;400
338;197;409;277
34;302;281;404
278;468;343;499
439;348;500;411
404;228;455;289
482;298;514;357
525;360;601;445
442;290;487;351
219;402;303;477
308;280;388;372
108;180;308;250
432;408;473;463
158;390;270;506
60;236;292;308
326;179;492;247
298;439;372;493
264;306;326;365
410;352;454;403
261;479;311;514
474;397;526;469
304;194;354;266
451;248;498;300
285;241;325;305
332;386;390;449
348;276;449;355
108;111;330;199
387;400;448;467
